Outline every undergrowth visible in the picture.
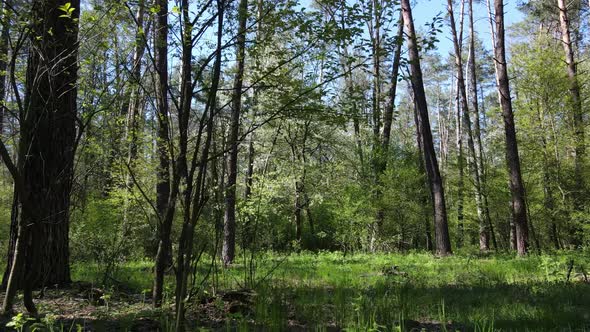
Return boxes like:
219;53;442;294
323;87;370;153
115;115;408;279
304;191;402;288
4;251;590;331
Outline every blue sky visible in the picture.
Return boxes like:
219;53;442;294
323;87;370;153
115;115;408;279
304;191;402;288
412;0;524;56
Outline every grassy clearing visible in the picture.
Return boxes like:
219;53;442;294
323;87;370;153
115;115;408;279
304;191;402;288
3;251;590;331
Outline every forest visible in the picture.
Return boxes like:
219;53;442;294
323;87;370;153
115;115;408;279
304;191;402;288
0;0;589;330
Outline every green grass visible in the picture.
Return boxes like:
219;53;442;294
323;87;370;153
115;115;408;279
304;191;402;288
66;250;590;331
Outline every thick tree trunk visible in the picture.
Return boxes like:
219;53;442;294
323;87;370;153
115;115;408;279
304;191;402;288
3;0;79;313
223;0;248;266
493;0;528;255
402;0;452;256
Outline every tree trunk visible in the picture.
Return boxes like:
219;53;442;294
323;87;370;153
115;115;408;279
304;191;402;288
3;0;80;313
493;0;528;255
402;0;452;256
539;104;560;250
454;79;465;248
412;92;434;252
381;13;403;155
557;0;585;243
1;191;17;290
294;180;303;242
468;0;496;250
244;135;255;200
0;0;12;290
153;0;172;308
223;0;248;266
174;1;224;328
0;0;8;135
448;0;489;251
126;0;147;168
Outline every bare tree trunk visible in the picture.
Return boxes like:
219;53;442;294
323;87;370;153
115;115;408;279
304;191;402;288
557;0;585;244
493;0;528;255
402;0;452;256
223;0;248;266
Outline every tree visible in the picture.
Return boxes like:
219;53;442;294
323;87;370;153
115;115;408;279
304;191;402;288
401;0;452;256
223;0;249;266
447;0;489;251
152;0;173;308
557;0;585;237
0;0;8;135
467;0;496;250
492;0;529;255
1;0;81;314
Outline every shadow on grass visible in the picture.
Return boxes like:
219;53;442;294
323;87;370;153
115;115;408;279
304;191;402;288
249;280;590;331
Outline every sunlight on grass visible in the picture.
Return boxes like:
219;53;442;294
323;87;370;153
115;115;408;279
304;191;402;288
68;251;590;331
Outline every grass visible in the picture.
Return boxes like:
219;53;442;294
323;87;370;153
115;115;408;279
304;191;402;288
207;251;590;331
3;251;590;331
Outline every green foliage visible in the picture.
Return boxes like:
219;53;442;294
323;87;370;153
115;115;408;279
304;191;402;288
57;2;76;19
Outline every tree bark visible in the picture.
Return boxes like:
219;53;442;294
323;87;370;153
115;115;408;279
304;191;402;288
454;78;465;248
493;0;528;255
412;90;434;252
0;0;12;290
0;0;8;135
223;0;248;266
402;0;452;256
3;0;80;313
153;0;172;308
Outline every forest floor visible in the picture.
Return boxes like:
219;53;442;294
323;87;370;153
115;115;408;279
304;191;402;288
1;251;590;331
